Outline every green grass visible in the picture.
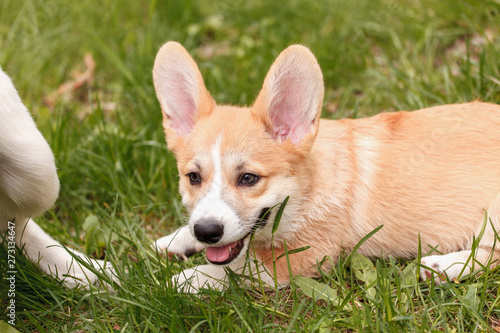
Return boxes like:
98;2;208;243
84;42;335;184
1;0;500;331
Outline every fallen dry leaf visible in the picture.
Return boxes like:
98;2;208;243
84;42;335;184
44;53;95;107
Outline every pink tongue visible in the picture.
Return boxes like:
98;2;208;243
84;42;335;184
206;242;236;262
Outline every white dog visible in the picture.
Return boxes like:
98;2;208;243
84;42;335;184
0;68;111;288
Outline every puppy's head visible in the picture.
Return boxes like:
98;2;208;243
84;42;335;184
153;42;324;265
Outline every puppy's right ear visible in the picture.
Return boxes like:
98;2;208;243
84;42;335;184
153;42;214;150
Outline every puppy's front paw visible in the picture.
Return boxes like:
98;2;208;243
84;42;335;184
173;265;227;293
153;226;204;259
420;253;472;284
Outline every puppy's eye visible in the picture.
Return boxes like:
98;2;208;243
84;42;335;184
239;173;259;186
186;172;201;185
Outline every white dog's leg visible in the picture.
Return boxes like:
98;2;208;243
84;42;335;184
15;217;114;288
0;68;60;220
0;68;114;290
153;225;204;258
420;193;500;284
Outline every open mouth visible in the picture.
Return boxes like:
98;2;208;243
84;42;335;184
205;207;271;265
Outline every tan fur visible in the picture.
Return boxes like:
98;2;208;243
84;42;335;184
153;42;500;291
254;102;500;283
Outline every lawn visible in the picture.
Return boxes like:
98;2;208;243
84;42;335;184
1;0;500;331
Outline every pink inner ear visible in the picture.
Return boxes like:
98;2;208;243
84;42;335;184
269;74;313;144
162;69;198;136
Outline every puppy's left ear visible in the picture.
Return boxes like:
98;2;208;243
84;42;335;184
252;45;324;146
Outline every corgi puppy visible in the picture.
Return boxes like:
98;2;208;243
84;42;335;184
152;42;500;292
0;68;111;289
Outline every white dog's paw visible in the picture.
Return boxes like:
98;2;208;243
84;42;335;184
59;257;118;292
91;260;121;292
420;252;472;284
173;265;227;293
153;226;204;259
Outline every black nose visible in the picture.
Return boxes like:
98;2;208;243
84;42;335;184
193;222;224;244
